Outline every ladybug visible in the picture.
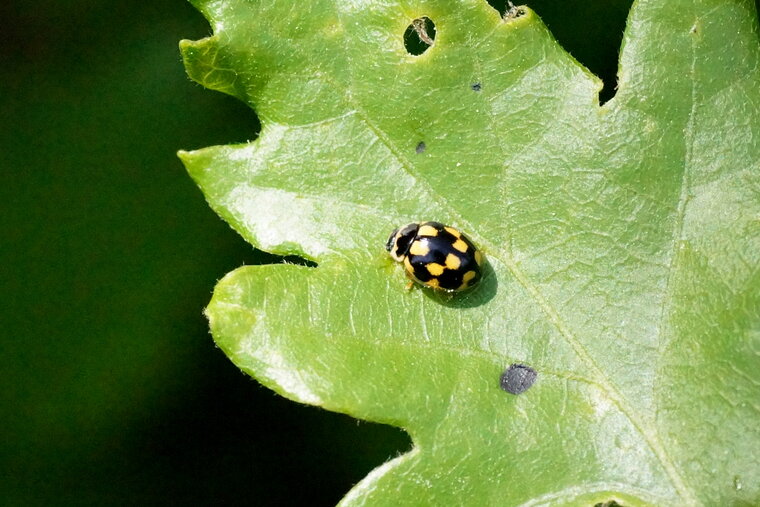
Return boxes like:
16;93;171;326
385;221;484;292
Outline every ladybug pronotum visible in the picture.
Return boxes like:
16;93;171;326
385;221;484;292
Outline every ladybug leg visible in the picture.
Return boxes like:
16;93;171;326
403;270;416;291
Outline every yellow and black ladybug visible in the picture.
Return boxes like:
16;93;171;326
385;221;484;292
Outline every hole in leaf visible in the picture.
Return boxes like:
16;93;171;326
403;17;436;55
499;364;537;395
415;141;426;154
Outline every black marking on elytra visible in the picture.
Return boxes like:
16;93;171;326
408;234;480;290
500;364;537;395
421;221;446;233
410;260;434;282
437;263;467;289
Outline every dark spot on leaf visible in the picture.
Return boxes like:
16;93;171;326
415;141;426;154
499;364;537;395
403;17;436;55
594;501;625;507
471;83;482;92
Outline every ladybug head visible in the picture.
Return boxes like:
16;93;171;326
386;223;419;262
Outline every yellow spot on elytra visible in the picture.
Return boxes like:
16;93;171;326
426;263;444;276
444;226;461;238
445;253;460;270
452;239;468;253
409;240;430;256
474;250;483;266
418;225;438;237
426;278;440;289
458;270;478;290
404;256;413;272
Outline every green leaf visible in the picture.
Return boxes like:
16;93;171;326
179;0;760;504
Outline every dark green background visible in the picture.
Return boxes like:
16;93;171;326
7;0;752;505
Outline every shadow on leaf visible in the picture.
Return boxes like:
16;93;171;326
422;260;497;309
